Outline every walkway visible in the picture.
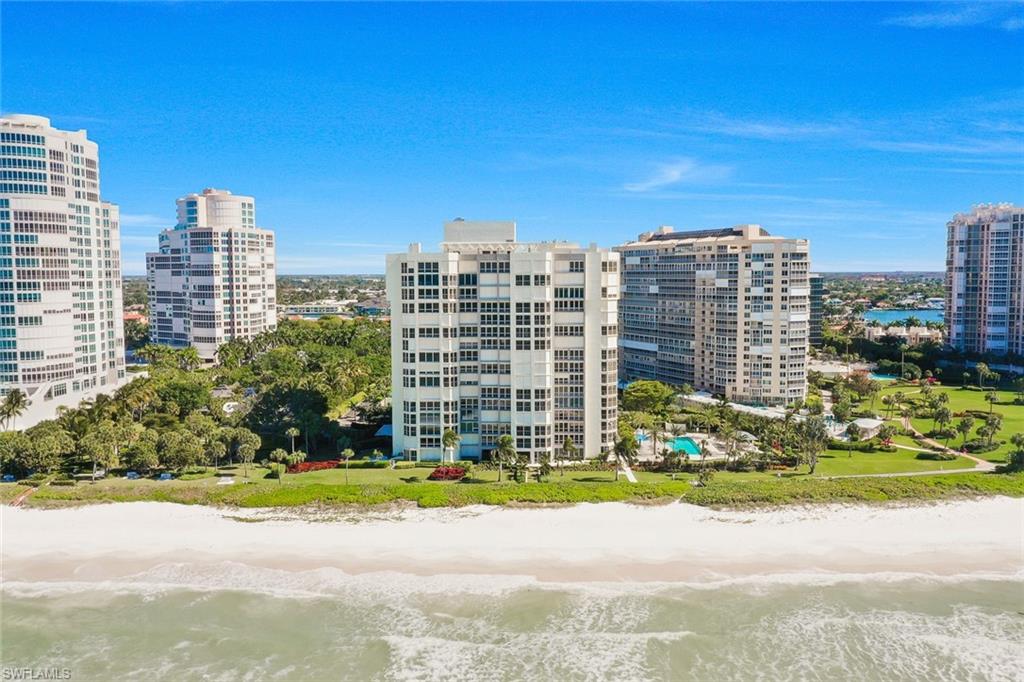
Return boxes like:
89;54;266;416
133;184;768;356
10;486;36;507
902;417;996;472
619;461;638;483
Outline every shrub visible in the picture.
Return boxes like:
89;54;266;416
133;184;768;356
290;460;340;473
178;468;217;481
21;473;51;487
427;466;466;481
962;439;1002;454
264;467;281;479
50;477;77;486
916;452;958;461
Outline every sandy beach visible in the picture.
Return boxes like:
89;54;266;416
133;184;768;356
4;497;1022;584
4;498;1024;681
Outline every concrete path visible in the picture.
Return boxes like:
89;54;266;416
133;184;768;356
619;461;638;483
902;417;996;472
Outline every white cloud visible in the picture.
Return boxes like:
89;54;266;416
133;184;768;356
884;4;1023;31
622;158;733;193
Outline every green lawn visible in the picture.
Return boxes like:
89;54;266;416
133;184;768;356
20;470;1024;509
871;384;1023;463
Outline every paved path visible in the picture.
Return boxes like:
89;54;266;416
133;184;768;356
619;461;638;483
901;417;996;472
10;486;36;507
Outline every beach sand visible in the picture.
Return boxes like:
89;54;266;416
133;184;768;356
3;497;1022;583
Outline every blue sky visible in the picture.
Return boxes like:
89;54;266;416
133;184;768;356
3;2;1022;274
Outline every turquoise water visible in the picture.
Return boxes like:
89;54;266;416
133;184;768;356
671;437;701;456
636;433;650;442
2;566;1021;681
870;373;900;381
863;309;943;325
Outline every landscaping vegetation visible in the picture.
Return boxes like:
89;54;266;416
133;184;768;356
15;466;1022;509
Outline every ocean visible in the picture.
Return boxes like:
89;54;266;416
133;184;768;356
863;309;944;325
3;564;1022;682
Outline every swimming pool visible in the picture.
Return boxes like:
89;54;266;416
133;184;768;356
870;373;900;381
671;437;701;456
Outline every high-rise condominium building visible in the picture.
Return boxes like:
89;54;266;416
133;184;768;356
809;273;825;347
0;114;126;429
386;220;620;462
945;204;1024;356
617;225;810;407
146;189;276;361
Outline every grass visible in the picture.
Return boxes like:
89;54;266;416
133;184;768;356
872;384;1024;463
20;471;1024;509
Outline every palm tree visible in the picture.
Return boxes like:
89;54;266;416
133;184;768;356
985;391;999;414
956;416;975;448
341;448;355;484
560;436;578;477
0;389;29;430
285;427;300;454
845;423;861;458
613;433;639;481
799;416;829;475
975;362;989;390
494;434;516;483
442;428;460;464
934;407;953;445
269;448;289;484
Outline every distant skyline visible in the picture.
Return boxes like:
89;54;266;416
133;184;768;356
3;2;1021;275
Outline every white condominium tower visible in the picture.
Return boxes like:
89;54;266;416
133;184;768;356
146;188;276;361
945;204;1024;356
386;220;620;462
0;114;126;429
617;225;810;407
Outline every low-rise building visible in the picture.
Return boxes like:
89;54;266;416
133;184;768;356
864;325;944;345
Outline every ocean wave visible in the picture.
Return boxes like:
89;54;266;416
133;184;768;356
3;561;1022;601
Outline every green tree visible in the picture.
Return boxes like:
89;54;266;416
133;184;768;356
442;428;460;464
845;423;862;458
955;416;975;447
975;362;989;390
559;436;578;477
269;448;289;483
493;434;517;483
613;434;639;481
124;428;159;471
1009;433;1024;470
21;421;74;473
285;427;300;454
0;431;31;475
985;391;999;414
0;389;29;430
799;415;829;475
341;447;355;484
158;429;204;471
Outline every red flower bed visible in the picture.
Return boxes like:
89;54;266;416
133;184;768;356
427;466;466;481
287;460;339;473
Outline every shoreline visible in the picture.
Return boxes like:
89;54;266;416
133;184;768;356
3;497;1022;586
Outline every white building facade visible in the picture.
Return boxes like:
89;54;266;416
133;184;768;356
386;220;619;462
945;204;1024;357
0;114;126;429
146;189;276;361
616;225;810;407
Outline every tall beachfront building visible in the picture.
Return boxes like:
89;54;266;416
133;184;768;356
386;220;619;462
616;225;809;407
0;114;126;429
945;204;1024;356
809;273;825;347
146;189;276;362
